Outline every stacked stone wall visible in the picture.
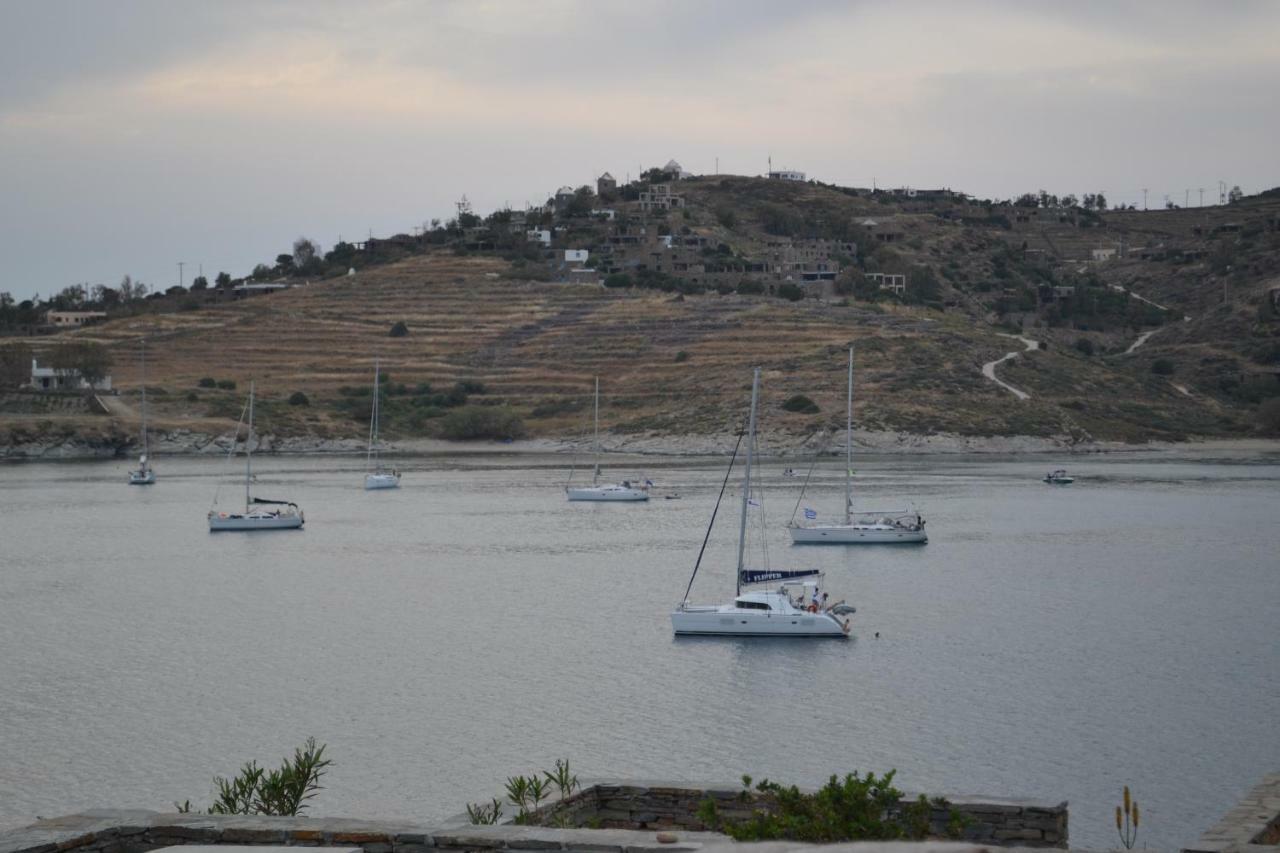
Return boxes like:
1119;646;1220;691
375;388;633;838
532;783;1067;848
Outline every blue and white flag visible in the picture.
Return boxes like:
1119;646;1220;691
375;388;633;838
748;498;760;507
803;507;817;520
644;479;654;486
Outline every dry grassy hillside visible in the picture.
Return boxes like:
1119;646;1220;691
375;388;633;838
11;251;1244;448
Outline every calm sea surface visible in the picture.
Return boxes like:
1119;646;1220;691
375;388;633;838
1;450;1277;848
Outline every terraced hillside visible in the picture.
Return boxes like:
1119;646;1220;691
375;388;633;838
4;179;1278;452
1;252;1253;451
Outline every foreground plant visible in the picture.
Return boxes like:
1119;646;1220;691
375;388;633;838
175;737;331;816
467;798;504;825
545;759;580;802
1116;786;1140;849
697;771;964;842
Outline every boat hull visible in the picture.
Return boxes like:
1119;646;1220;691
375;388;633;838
672;607;849;637
790;524;926;544
365;473;401;490
208;511;304;531
128;471;156;485
1044;477;1074;485
566;486;649;501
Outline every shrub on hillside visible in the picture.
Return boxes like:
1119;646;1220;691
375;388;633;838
737;280;764;296
603;273;632;289
1258;398;1280;435
216;379;237;390
777;283;805;302
674;351;689;363
1151;359;1176;376
1074;338;1095;356
288;392;310;406
439;405;526;441
389;321;409;337
781;394;820;414
198;377;217;388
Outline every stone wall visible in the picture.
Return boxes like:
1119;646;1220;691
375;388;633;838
0;810;720;853
531;782;1067;848
1182;774;1280;853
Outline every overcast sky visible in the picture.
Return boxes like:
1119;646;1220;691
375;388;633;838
2;0;1277;301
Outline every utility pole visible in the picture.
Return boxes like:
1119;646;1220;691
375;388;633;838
177;261;185;289
1198;188;1205;207
1185;189;1190;208
1141;188;1148;210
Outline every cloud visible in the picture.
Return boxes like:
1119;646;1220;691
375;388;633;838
0;1;1276;299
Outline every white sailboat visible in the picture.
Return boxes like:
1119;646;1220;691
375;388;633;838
208;382;304;531
672;368;853;638
128;342;156;485
565;377;649;501
788;347;927;544
364;359;401;490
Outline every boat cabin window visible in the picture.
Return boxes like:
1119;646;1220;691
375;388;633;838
734;599;771;611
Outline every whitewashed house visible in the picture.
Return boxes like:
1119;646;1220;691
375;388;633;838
30;358;112;392
564;249;589;264
526;230;552;246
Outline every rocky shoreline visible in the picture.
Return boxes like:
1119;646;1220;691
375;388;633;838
3;424;1277;460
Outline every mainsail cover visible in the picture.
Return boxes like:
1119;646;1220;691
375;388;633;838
739;568;820;585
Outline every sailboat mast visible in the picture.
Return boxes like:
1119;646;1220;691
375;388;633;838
140;342;148;458
736;367;760;596
592;376;600;485
367;359;378;471
846;346;853;522
245;382;254;512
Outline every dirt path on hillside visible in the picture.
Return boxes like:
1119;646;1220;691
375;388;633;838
1125;329;1159;354
982;334;1040;400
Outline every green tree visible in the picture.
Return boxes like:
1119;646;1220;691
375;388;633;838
0;341;33;389
215;272;232;289
50;341;113;389
191;275;209;290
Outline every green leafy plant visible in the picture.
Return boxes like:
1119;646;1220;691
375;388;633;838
1115;786;1140;849
181;737;331;816
698;771;959;842
389;321;409;337
545;759;579;802
526;775;553;814
505;774;532;822
467;798;504;825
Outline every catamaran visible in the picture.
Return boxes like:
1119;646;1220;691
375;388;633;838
565;377;648;501
128;342;156;485
672;368;854;638
364;359;401;490
208;382;304;531
787;346;927;544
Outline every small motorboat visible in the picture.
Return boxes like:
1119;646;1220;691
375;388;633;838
1043;469;1075;485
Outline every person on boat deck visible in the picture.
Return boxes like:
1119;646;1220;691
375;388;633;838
821;592;830;611
810;588;820;611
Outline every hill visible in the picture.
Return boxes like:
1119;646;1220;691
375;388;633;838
2;176;1278;456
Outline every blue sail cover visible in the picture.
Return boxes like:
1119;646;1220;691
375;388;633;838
739;568;821;585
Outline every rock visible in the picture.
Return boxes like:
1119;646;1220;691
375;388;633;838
654;832;678;844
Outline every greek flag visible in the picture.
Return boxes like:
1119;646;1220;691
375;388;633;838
803;507;817;520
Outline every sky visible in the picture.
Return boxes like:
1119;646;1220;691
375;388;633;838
2;0;1278;301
